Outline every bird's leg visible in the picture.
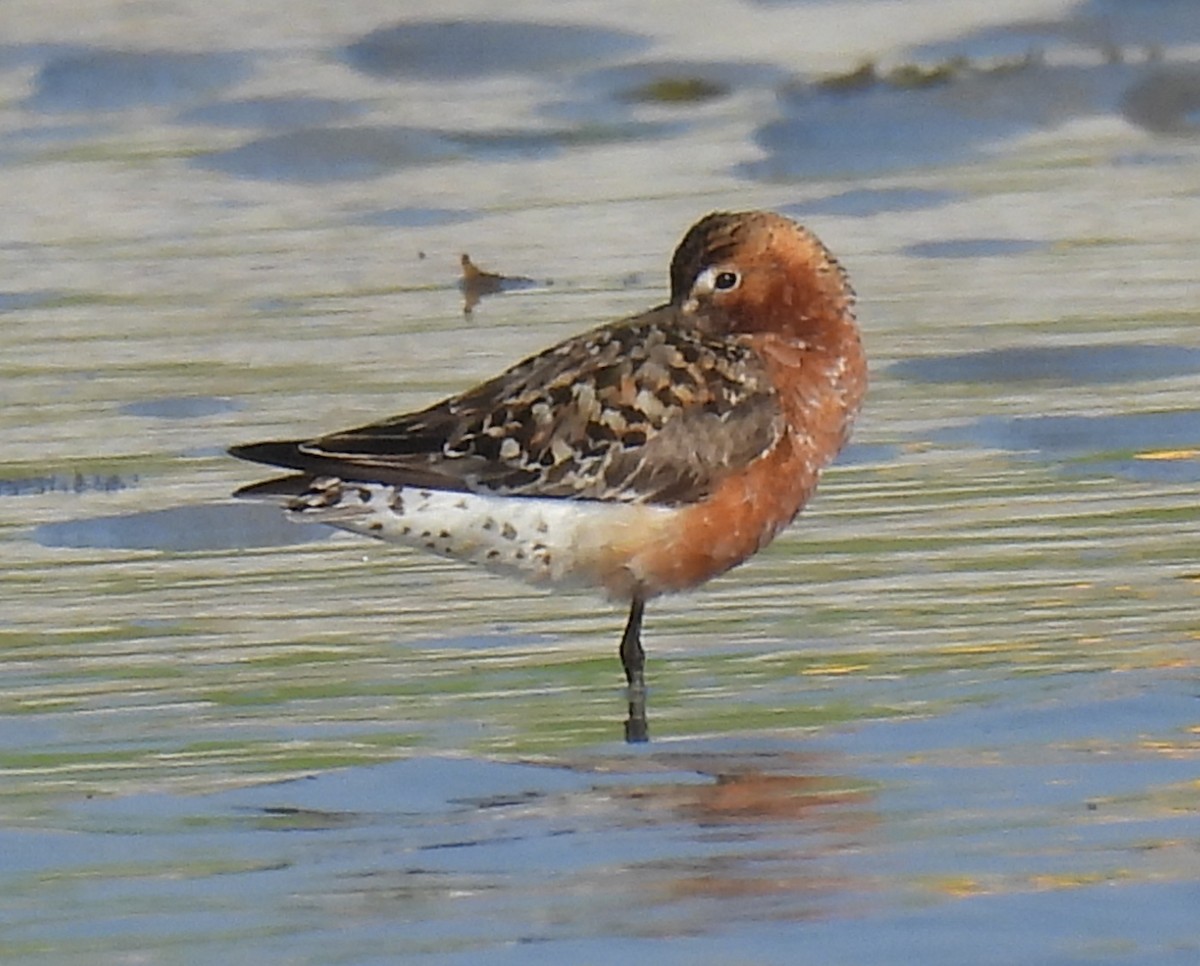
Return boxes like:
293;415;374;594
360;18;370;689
619;598;645;687
620;598;649;743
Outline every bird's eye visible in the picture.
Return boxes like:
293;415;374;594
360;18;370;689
685;266;743;307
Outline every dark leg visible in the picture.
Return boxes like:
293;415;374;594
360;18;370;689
619;598;645;687
620;599;649;743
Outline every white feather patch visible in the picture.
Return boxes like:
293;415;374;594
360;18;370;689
289;482;669;590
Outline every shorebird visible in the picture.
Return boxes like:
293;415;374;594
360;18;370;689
231;210;866;740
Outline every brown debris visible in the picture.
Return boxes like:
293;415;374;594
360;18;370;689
459;253;534;315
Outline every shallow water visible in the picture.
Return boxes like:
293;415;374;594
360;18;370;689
1;0;1198;962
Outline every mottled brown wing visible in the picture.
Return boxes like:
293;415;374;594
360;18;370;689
234;306;784;506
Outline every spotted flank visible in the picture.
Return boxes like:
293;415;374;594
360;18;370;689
288;476;670;591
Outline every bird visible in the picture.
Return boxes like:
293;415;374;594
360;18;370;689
230;210;866;741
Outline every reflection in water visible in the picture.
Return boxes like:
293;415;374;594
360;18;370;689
226;751;878;934
626;686;648;743
601;767;872;919
674;768;872;827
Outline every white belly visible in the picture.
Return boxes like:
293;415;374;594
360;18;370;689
288;480;670;592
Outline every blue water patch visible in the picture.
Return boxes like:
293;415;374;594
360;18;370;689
892;344;1200;385
744;85;1005;180
193;126;464;182
33;502;331;551
196;122;681;182
914;0;1200;63
0;41;80;71
0;290;59;312
837;668;1200;766
226;756;641;815
403;632;549;653
27;48;254;112
1122;65;1200;136
1083;0;1200;46
786;187;958;219
247;296;313;315
119;396;240;419
354;207;480;229
902;1;1200;140
446;121;682;161
20;702;1196;964
836;442;899;467
903;238;1044;258
1112;148;1197;167
0;472;136;497
936;409;1200;459
543;59;759;127
176;95;365;130
743;0;1200;181
1071;454;1200;484
3;122;110;154
744;61;1138;180
343;20;649;80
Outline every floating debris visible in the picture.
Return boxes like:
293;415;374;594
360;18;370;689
815;54;1034;96
816;61;878;95
622;76;729;104
458;253;537;315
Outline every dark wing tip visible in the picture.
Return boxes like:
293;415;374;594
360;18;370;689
228;440;309;470
229;440;322;498
229;435;471;494
232;474;312;500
